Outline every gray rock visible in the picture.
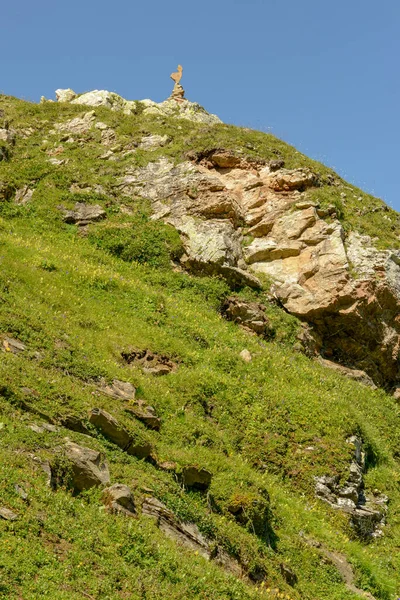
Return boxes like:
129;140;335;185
2;337;26;354
62;202;106;225
102;483;136;516
55;88;77;102
98;379;136;402
0;507;18;521
14;186;34;205
89;408;132;450
139;134;170;150
180;466;212;491
59;441;110;492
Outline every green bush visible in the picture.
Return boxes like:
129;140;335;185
89;212;183;269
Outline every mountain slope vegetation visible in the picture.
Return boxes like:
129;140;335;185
0;93;400;600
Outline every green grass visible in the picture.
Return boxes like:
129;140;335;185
0;93;400;599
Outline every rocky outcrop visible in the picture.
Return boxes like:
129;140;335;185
102;483;136;516
142;496;243;577
52;441;110;493
71;90;138;115
315;436;388;539
222;296;272;336
119;151;400;387
180;466;212;491
121;347;177;376
141;98;222;125
61;202;106;226
89;408;152;459
53;88;221;124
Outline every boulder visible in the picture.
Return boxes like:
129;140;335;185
89;408;132;450
102;483;136;516
56;441;110;492
98;379;136;402
2;337;25;354
55;88;77;102
0;128;16;144
0;507;19;521
180;466;212;491
62;202;106;225
239;349;252;363
125;403;161;431
71;90;137;115
14;186;34;205
268;168;317;191
139;134;170;150
89;408;152;460
141;98;222;125
55;110;96;135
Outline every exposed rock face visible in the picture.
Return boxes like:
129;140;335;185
103;483;136;516
142;496;243;577
222;296;272;336
55;88;77;102
98;379;136;402
54;441;110;492
14;186;34;205
121;347;177;376
315;436;388;539
71;90;138;115
61;202;106;226
89;408;152;459
140;98;222;125
55;110;96;134
119;150;400;387
51;86;220;124
180;466;212;491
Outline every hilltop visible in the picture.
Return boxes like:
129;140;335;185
0;88;400;600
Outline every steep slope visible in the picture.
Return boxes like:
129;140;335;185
0;91;400;600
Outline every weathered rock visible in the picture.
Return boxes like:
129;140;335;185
0;507;19;521
59;415;90;435
269;168;317;191
125;402;161;431
180;466;212;491
142;496;244;577
315;437;387;538
14;484;28;502
55;442;110;492
89;408;152;459
239;349;252;363
55;110;96;135
318;358;377;388
71;90;137;115
0;128;16;144
98;379;136;401
393;388;400;401
121;347;177;376
141;98;222;125
89;408;132;450
139;134;170;150
222;296;272;336
102;483;136;516
14;186;34;205
55;88;77;102
62;202;106;225
2;337;26;354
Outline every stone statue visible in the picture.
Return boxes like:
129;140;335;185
169;65;185;101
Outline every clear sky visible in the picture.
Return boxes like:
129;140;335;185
1;0;399;210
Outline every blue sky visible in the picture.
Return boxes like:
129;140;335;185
1;0;399;210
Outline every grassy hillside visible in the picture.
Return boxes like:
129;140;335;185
1;94;400;600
